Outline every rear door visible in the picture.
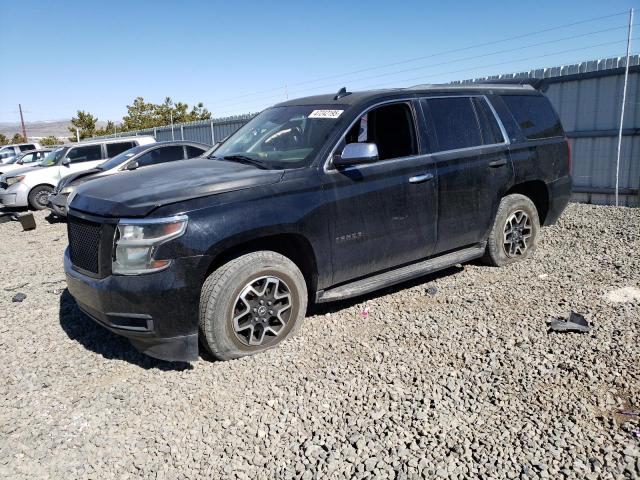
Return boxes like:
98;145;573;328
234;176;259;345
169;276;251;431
64;144;104;178
323;100;438;284
421;96;513;254
106;141;136;159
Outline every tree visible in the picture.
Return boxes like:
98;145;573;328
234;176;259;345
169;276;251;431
68;110;98;141
11;133;26;144
40;136;61;146
94;121;116;137
0;134;8;146
121;97;211;131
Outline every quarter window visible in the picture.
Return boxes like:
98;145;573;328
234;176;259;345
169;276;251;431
425;97;482;152
67;145;102;163
186;145;205;158
344;102;418;161
106;141;135;158
501;95;563;140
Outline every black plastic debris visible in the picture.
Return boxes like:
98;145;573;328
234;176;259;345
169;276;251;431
0;212;36;231
12;293;27;302
548;311;592;333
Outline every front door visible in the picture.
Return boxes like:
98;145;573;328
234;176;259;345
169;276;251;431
323;101;438;285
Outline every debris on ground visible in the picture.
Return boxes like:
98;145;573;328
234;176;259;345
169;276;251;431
605;286;640;303
426;286;438;296
361;306;370;318
4;282;29;292
0;211;36;231
11;292;27;302
548;311;592;333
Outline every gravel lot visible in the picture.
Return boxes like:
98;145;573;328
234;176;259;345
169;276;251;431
0;203;639;479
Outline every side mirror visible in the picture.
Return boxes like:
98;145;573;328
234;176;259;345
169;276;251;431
61;158;71;167
125;161;139;171
17;160;23;165
332;143;379;168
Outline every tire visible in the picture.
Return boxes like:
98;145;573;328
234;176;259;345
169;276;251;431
199;251;308;361
28;185;53;210
483;193;540;267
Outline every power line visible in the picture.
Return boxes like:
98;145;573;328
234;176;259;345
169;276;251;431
212;38;634;116
203;10;630;109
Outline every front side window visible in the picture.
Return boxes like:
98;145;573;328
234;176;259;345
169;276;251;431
186;145;206;158
501;95;563;140
343;102;418;161
136;145;185;167
67;145;102;163
425;97;482;152
106;141;135;158
20;153;37;163
213;105;346;169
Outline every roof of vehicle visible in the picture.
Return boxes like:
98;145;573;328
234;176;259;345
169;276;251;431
0;142;41;148
274;83;539;108
59;135;155;148
18;148;53;154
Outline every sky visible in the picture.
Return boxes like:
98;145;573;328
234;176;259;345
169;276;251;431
0;0;637;123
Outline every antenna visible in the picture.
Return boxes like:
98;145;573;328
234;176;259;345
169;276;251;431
334;87;352;100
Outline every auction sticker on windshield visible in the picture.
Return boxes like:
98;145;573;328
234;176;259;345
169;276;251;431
308;110;344;119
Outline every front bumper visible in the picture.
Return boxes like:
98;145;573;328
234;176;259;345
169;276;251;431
0;183;28;207
64;247;208;362
47;192;69;216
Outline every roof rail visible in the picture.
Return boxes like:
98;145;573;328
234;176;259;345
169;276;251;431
474;78;547;91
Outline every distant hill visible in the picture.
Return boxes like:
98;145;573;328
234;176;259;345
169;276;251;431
0;120;110;140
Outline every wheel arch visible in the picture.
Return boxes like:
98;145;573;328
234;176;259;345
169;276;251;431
203;233;319;300
504;180;550;225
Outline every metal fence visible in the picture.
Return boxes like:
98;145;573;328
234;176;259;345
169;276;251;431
457;55;640;207
95;54;639;206
94;113;256;146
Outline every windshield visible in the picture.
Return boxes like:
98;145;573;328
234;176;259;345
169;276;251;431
213;105;345;169
40;146;68;167
98;144;146;170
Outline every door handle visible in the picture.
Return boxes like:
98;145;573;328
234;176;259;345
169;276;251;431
488;159;507;168
409;173;434;184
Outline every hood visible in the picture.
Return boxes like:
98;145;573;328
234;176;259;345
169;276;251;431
57;168;103;190
71;158;285;217
0;163;46;179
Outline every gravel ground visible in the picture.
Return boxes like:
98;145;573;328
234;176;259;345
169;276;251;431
0;203;639;480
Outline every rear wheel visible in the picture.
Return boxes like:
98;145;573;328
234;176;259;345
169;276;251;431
28;185;53;210
199;251;307;360
483;194;540;267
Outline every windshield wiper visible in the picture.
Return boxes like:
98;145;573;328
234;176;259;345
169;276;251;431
220;155;270;170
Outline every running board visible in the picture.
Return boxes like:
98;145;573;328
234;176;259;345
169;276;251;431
316;243;486;303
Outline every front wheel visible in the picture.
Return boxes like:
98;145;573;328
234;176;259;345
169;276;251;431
199;251;308;361
483;193;540;267
28;185;53;210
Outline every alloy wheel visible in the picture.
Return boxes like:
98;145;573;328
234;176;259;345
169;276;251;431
232;276;292;346
503;210;532;257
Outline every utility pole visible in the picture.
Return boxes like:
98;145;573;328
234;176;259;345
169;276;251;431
18;104;27;140
170;111;175;141
615;7;634;206
76;128;80;142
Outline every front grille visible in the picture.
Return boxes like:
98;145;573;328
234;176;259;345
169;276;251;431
68;217;102;274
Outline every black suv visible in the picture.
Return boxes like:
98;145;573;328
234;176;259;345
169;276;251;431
64;84;571;362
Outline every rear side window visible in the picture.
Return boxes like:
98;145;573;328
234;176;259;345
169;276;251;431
186;146;205;158
136;145;185;167
19;144;35;151
501;95;563;140
67;145;102;163
425;97;482;152
106;141;135;158
473;98;504;145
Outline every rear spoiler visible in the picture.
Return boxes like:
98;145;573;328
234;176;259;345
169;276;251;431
476;78;548;92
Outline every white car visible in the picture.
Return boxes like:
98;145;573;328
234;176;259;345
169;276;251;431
0;142;42;164
0;136;155;210
0;149;52;176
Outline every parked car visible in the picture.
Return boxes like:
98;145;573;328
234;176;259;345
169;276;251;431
0;142;42;164
0;149;52;176
48;141;208;217
64;84;571;362
0;136;155;210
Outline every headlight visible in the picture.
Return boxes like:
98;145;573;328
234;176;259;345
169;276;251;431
112;215;188;275
60;186;74;195
5;175;25;187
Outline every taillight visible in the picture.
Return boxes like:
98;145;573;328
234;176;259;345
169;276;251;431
566;137;572;173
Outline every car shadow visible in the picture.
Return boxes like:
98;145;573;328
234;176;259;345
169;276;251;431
59;289;193;371
309;264;465;316
45;213;66;224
